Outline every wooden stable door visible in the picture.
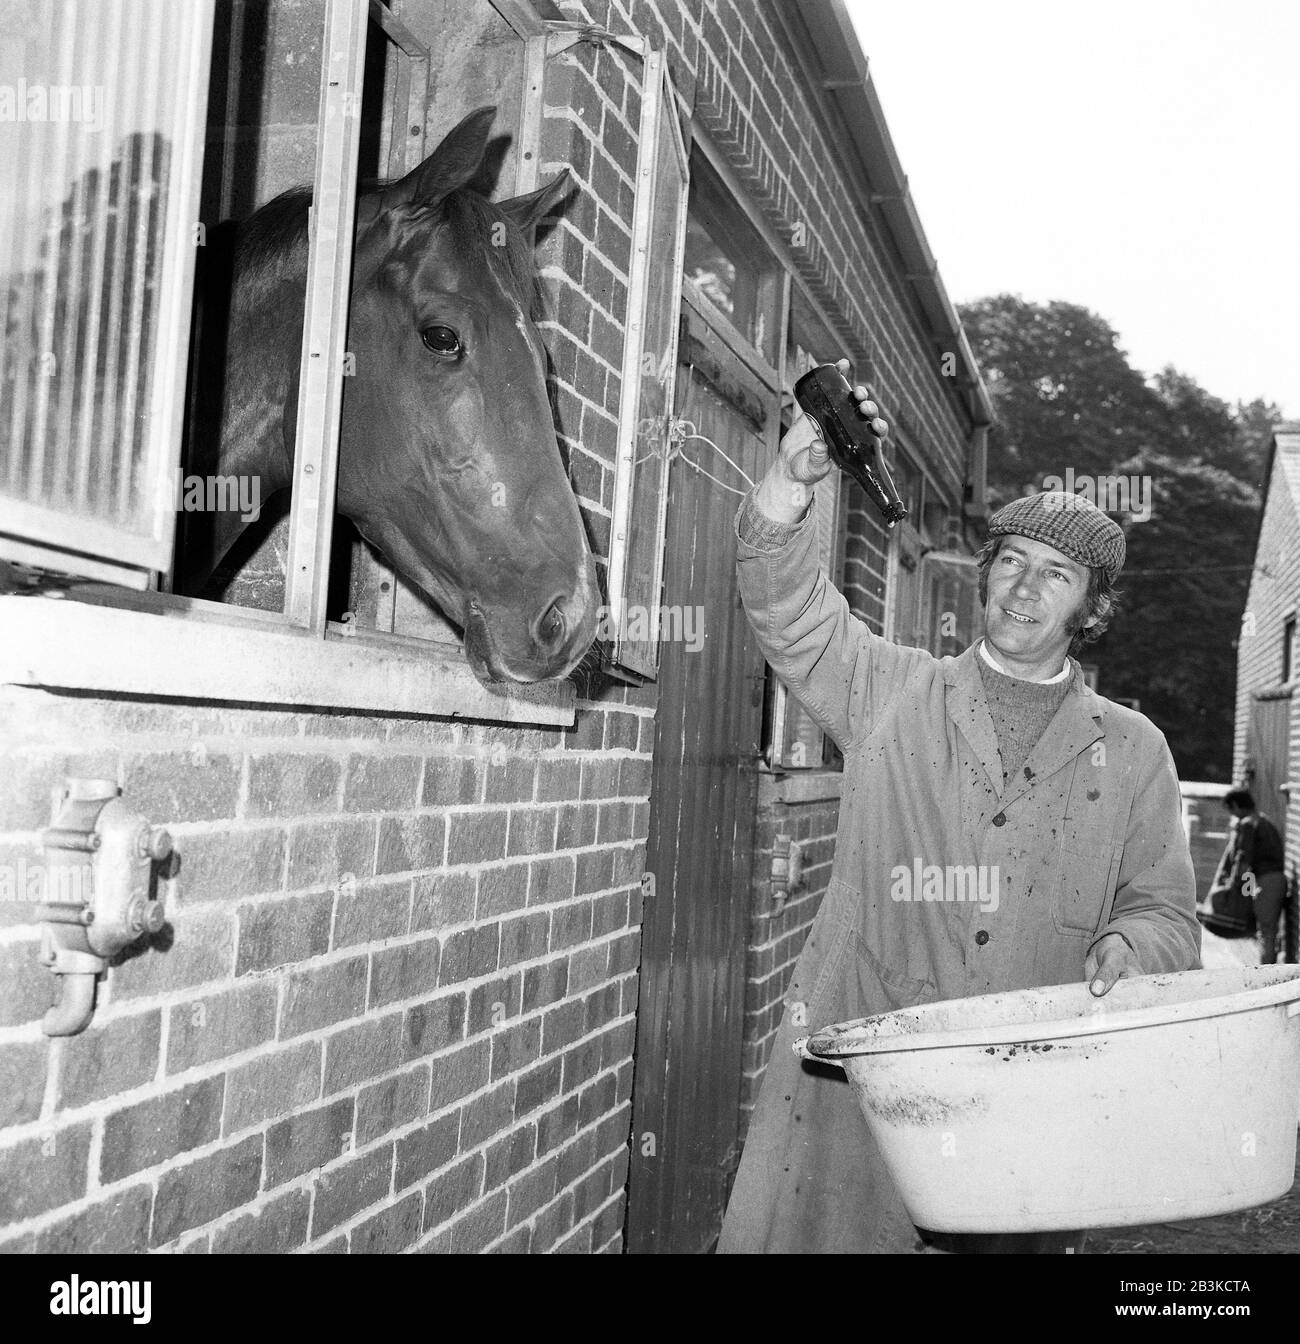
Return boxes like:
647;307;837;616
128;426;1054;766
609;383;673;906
626;319;772;1254
1249;692;1298;960
1248;693;1291;839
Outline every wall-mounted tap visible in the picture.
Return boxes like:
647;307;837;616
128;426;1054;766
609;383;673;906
38;778;173;1036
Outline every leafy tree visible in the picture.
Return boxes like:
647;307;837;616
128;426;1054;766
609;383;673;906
960;296;1165;508
959;294;1282;779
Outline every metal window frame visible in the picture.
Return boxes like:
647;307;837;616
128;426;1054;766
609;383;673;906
282;0;369;635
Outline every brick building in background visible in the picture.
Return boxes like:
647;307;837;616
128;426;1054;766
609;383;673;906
0;0;989;1254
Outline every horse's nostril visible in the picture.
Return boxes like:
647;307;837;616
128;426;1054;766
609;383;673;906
535;598;566;649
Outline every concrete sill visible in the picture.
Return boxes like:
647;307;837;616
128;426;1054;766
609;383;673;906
757;769;843;806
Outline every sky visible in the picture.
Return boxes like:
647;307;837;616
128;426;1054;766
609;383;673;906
844;0;1299;419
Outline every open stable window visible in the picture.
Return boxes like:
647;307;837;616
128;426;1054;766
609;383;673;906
0;1;689;723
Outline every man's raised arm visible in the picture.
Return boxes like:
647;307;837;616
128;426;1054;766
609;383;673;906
735;362;929;752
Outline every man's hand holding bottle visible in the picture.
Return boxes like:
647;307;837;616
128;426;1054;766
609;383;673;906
753;357;891;526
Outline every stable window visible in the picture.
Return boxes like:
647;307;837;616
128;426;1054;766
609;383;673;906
681;154;781;370
0;0;685;722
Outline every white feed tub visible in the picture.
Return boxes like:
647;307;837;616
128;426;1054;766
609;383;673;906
793;965;1300;1233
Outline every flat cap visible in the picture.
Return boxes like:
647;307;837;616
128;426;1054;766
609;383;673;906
987;491;1125;583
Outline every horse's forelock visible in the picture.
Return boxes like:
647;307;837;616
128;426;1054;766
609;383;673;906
442;189;541;317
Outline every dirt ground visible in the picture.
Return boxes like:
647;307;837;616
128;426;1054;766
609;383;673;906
1088;928;1300;1255
1087;1149;1300;1255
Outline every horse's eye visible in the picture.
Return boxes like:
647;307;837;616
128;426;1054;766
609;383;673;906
421;325;462;356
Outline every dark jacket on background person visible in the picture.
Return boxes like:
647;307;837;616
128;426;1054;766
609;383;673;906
1229;811;1285;877
717;495;1201;1254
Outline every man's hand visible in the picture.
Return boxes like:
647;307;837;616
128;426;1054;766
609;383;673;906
1085;933;1143;996
752;358;889;526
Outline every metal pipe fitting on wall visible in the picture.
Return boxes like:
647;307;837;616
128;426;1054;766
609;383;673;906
768;833;805;913
37;778;175;1036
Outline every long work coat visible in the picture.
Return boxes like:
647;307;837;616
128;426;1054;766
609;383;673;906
718;505;1200;1255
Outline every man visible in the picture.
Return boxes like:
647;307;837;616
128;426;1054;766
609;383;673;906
1219;788;1287;964
718;363;1200;1255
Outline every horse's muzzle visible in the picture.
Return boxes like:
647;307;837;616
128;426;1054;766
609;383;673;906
463;585;596;684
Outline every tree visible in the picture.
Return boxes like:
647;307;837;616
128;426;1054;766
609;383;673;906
959;294;1281;779
959;295;1165;509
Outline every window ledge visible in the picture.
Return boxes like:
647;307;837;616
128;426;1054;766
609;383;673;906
757;769;843;806
0;596;575;725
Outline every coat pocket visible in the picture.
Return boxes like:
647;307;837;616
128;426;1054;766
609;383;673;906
850;929;938;1012
1053;844;1119;935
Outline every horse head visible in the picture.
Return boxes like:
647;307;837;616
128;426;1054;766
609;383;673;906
330;107;599;683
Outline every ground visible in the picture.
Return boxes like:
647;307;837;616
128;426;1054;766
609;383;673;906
1089;928;1300;1255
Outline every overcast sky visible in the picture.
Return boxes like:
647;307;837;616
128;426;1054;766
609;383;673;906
844;0;1299;419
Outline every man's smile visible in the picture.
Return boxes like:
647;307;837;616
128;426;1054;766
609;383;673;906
1002;607;1037;624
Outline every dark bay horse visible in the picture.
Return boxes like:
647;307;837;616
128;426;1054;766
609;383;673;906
185;107;598;684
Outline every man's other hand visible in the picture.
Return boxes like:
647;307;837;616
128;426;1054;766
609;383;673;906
1085;933;1143;996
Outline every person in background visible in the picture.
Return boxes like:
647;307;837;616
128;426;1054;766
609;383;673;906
1221;788;1287;964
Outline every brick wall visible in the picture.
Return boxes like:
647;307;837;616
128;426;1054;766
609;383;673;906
739;782;839;1130
0;689;647;1253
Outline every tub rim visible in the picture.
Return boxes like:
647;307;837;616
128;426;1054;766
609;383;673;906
800;965;1300;1059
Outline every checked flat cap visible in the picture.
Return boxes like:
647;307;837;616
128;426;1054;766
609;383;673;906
987;491;1125;583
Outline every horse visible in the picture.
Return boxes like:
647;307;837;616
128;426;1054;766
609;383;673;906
182;106;599;684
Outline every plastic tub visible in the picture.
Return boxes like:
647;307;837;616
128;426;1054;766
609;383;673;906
793;966;1300;1232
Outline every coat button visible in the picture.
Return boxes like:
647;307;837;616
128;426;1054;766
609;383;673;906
975;930;990;946
992;812;1006;826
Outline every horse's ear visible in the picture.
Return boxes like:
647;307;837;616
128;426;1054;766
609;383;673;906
379;106;497;210
498;169;573;234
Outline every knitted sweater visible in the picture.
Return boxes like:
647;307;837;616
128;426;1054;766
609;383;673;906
976;647;1073;786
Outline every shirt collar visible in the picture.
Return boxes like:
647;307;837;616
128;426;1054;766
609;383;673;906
979;639;1071;685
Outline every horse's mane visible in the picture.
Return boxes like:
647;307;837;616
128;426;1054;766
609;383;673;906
233;188;312;302
233;182;539;314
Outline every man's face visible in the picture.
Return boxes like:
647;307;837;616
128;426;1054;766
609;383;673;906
984;534;1097;668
